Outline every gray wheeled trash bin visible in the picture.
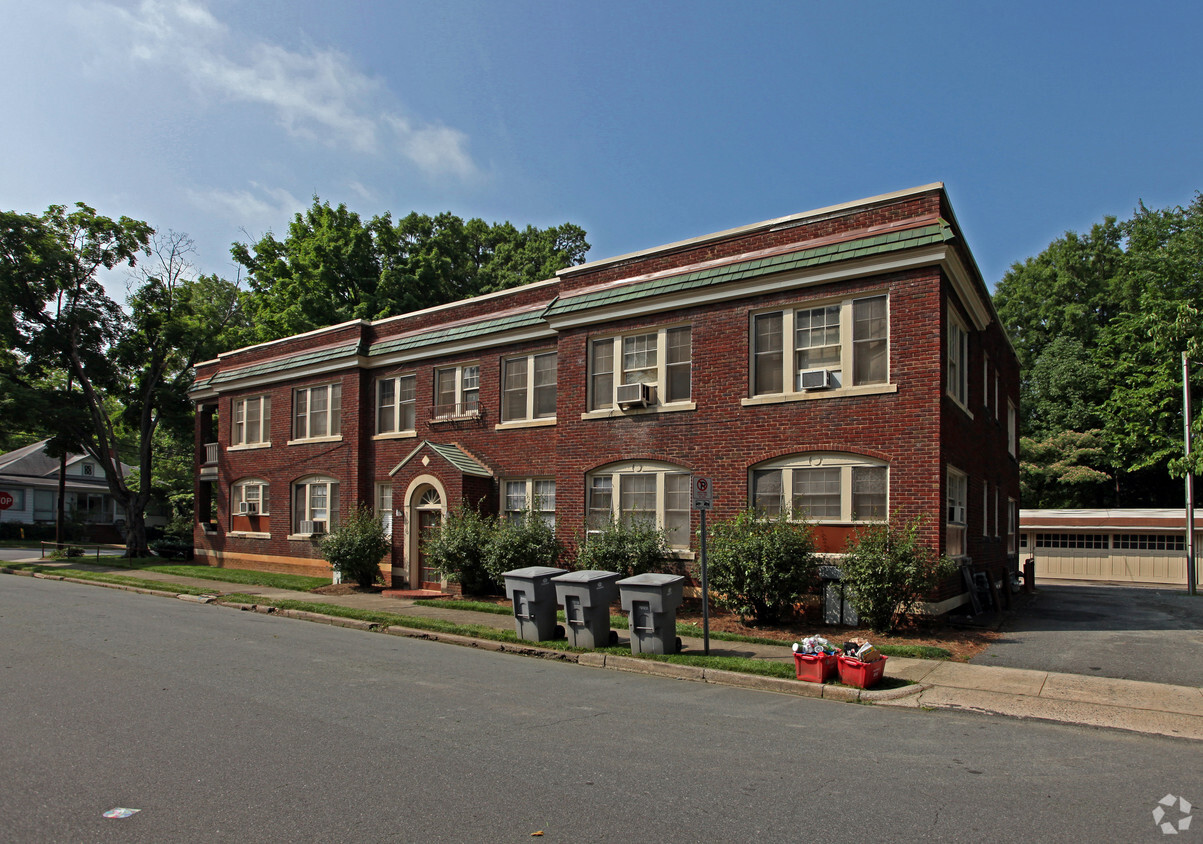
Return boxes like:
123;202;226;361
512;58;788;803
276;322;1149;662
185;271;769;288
503;566;566;641
552;570;621;649
617;573;684;655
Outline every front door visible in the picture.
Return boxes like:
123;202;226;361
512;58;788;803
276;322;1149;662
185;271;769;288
416;508;443;590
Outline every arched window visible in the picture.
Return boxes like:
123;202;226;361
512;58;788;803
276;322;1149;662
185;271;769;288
231;478;269;519
292;475;340;535
586;461;691;548
750;453;887;522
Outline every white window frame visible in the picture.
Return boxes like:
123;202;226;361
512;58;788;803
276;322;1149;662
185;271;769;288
232;479;269;515
1;488;26;511
586;461;692;549
375;482;393;538
946;466;968;557
376;374;417;435
749;453;888;523
1007;400;1018;458
982;354;990;414
749;294;889;401
232;395;271;447
586;325;692;413
292;475;340;535
433;363;480;419
501;352;557;424
502;478;556;528
292;383;341;441
1007;497;1016;553
947;311;970;411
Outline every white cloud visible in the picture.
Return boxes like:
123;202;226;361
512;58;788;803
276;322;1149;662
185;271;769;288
186;182;304;229
79;0;476;176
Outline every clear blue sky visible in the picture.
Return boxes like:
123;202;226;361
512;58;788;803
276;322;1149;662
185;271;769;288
2;0;1200;293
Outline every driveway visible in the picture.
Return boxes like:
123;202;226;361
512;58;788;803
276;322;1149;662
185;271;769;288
971;581;1203;687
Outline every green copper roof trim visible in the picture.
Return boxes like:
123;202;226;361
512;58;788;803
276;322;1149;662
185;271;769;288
369;308;548;358
543;221;954;319
396;441;492;478
208;342;360;385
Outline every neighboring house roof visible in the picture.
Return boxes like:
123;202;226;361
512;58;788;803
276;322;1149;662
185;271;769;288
1020;508;1203;531
0;439;132;486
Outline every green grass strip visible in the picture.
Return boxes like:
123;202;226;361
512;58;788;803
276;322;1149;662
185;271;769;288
85;559;329;592
5;563;216;596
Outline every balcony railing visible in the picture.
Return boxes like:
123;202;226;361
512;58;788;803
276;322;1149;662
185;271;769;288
429;401;482;423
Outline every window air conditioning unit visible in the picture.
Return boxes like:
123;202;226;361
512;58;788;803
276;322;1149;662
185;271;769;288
238;501;259;515
299;519;327;536
798;369;832;391
616;382;654;408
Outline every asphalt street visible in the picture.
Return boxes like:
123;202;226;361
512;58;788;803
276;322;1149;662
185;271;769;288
971;582;1203;686
2;575;1200;843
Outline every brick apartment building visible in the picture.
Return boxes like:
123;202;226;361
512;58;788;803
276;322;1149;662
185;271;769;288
190;183;1020;614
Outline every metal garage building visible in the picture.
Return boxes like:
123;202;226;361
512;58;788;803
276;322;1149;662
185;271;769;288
1020;509;1201;586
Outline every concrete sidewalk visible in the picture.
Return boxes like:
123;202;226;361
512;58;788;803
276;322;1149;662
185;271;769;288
5;559;1202;742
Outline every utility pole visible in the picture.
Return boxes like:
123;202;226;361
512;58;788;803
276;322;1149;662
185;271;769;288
1183;352;1197;596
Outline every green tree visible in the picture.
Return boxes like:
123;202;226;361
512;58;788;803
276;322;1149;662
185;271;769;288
422;504;497;594
994;193;1203;506
319;505;390;587
234;198;589;343
576;518;670;577
1;209;243;556
840;517;955;634
706;509;820;625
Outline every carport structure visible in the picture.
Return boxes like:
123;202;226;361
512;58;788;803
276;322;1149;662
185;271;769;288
1020;508;1202;587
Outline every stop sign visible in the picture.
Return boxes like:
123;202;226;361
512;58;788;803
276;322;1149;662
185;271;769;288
0;491;13;511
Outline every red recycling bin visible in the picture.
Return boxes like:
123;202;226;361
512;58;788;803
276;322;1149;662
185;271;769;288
836;654;888;689
793;651;839;683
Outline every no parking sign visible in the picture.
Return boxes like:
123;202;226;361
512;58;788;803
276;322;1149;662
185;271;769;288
691;477;712;510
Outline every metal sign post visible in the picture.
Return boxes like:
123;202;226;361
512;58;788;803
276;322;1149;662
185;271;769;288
691;477;713;655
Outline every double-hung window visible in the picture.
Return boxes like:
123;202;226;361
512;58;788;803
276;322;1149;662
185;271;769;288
503;478;556;527
947;313;970;409
232;479;268;525
502;352;557;423
586;462;691;548
232;395;271;446
588;326;691;411
1007;400;1018;458
293;383;341;440
376;374;416;434
292;475;339;534
751;295;887;397
434;364;479;418
750;454;887;521
946;466;968;556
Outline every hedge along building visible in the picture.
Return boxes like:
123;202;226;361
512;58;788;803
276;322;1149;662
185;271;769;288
189;183;1020;613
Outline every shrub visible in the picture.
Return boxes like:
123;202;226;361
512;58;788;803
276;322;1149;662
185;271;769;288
706;509;820;625
485;509;563;581
150;537;194;560
422;504;497;594
840;516;956;633
318;506;390;588
576;517;670;576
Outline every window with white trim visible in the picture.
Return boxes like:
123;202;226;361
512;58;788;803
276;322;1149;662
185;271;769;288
232;479;268;517
293;383;341;440
588;326;691;410
376;374;416;434
1007;498;1017;554
750;453;888;521
947;313;969;408
751;294;887;397
292;475;339;534
434;364;479;418
982;481;990;537
0;488;25;510
586;462;691;547
502;352;557;422
993;485;1000;538
1007;400;1018;458
503;478;556;527
946;466;968;556
375;482;393;538
233;395;271;446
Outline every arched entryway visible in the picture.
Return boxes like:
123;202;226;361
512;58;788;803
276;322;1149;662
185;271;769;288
404;476;447;590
